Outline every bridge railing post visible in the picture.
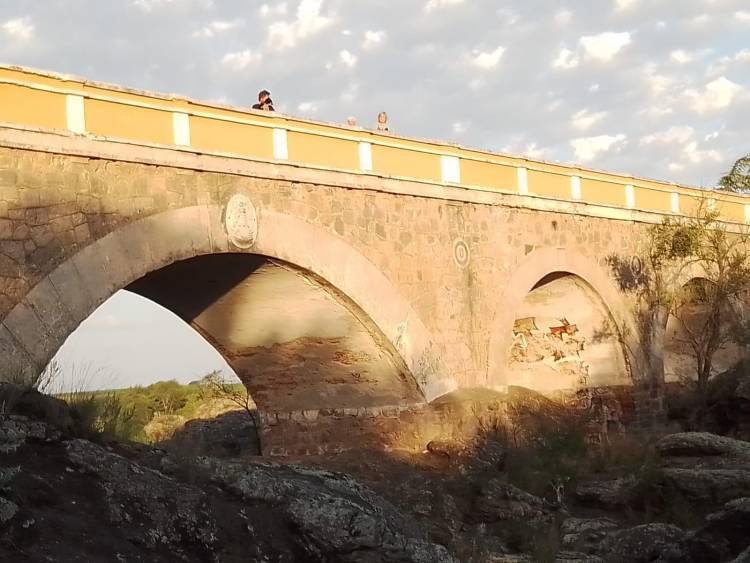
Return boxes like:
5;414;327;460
172;112;191;146
273;128;288;160
358;142;373;172
65;94;86;134
670;192;680;214
571;175;582;200
625;184;635;208
517;167;528;195
440;155;460;184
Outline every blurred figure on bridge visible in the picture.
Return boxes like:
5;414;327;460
346;116;358;127
252;90;274;111
376;111;390;132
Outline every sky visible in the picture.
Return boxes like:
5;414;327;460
1;0;749;387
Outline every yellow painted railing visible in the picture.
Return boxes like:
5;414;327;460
0;64;747;222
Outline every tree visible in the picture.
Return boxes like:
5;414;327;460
718;154;750;193
643;203;750;425
199;370;260;432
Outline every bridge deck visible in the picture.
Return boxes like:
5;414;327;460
0;64;747;223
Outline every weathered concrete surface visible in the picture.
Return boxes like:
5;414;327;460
0;124;685;413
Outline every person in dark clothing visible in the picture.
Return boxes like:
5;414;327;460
252;90;274;111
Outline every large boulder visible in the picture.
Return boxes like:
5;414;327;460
0;415;61;453
575;476;636;508
475;479;552;523
201;457;458;562
0;497;18;525
658;497;750;562
560;517;619;553
65;439;219;558
165;410;259;457
597;523;684;563
656;433;750;459
661;468;750;504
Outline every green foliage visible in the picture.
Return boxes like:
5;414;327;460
503;393;594;499
51;374;243;444
629;457;701;528
718;154;750;193
627;199;750;424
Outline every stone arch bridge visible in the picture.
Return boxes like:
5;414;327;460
0;66;747;452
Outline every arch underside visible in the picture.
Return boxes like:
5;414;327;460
506;272;629;393
488;248;635;390
0;205;448;406
127;253;423;412
664;277;748;382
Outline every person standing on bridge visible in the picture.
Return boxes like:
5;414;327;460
376;111;390;132
252;90;274;111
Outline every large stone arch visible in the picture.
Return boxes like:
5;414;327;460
487;247;636;389
0;204;451;401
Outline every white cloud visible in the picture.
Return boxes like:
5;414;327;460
297;101;318;113
640;126;695;145
339;82;359;103
192;20;243;38
704;131;720;142
266;0;331;51
570;134;626;162
614;0;637;11
424;0;463;13
736;11;750;23
133;0;177;12
339;49;357;68
260;3;288;17
670;49;694;64
640;126;721;166
684;141;721;164
470;46;505;69
554;10;572;25
1;17;34;40
580;32;631;62
571;109;607;131
452;121;469;134
221;49;260;70
552;48;579;69
362;30;385;49
685;76;743;113
523;143;546;159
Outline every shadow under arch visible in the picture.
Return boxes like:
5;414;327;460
2;204;452;402
487;247;636;389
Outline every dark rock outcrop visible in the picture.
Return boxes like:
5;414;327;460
658;497;750;562
200;457;458;562
560;517;619;553
596;523;684;562
661;468;750;504
475;478;553;523
656;433;750;459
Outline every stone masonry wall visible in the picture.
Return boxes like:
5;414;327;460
0;130;657;406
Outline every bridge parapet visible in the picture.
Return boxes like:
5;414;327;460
1;64;747;224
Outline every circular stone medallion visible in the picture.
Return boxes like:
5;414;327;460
453;239;471;268
225;194;258;249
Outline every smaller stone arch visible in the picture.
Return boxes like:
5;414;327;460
663;275;748;382
487;247;636;389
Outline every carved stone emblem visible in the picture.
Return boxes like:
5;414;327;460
225;194;258;249
453;239;470;268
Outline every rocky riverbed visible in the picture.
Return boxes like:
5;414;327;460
2;384;750;562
